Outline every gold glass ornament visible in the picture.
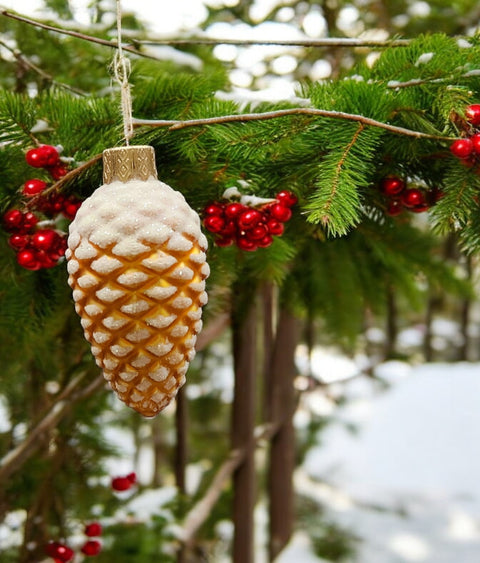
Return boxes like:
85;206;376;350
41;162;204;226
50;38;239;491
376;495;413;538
66;146;209;417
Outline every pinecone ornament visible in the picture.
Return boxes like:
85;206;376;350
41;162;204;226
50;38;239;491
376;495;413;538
66;146;209;417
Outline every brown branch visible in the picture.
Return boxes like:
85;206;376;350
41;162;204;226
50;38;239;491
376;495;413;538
0;10;157;61
31;153;103;203
0;38;87;95
132;109;453;140
177;421;280;547
0;372;105;481
132;37;411;48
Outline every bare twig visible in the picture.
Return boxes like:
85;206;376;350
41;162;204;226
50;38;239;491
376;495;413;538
176;421;280;547
0;10;157;61
0;372;105;481
132;108;453;141
0;11;411;50
132;37;411;48
0;38;87;95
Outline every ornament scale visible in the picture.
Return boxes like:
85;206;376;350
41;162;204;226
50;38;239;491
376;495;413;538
66;146;209;417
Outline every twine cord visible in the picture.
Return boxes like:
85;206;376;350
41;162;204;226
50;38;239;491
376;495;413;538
113;0;134;144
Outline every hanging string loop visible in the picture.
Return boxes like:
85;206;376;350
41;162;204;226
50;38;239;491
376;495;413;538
112;0;134;144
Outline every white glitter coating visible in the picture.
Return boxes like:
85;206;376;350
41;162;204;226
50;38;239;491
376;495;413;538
77;274;99;289
102;316;129;330
143;286;177;300
117;271;149;286
142;253;177;272
125;328;151;342
120;300;150;314
91;255;123;274
169;266;194;280
67;259;79;274
146;315;176;329
146;341;174;356
166;232;193;252
96;287;125;303
150;367;169;382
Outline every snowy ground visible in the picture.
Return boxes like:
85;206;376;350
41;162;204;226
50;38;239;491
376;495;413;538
280;360;480;562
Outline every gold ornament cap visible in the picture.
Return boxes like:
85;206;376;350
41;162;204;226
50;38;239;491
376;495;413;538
103;145;158;184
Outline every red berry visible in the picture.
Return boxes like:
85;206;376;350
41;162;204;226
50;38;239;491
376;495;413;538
219;220;237;238
204;215;226;233
276;190;298;207
3;209;24;232
266;219;284;236
85;522;103;537
269;203;292;222
380;176;405;196
215;236;234;247
36;250;58;268
386;199;403;216
471;132;480;154
23;179;47;196
450;138;474;159
402;188;425;208
62;199;81;220
17;250;40;270
466;104;480;126
126;472;137;484
8;234;30;250
50;236;67;260
236;236;257;251
237;209;262;230
52;195;66;213
81;539;102;556
247;223;268;240
48;164;68;180
23;212;39;232
257;234;273;248
224;202;246;218
32;229;57;251
112;476;132;491
45;542;74;562
203;203;224;216
26;145;59;168
411;203;430;213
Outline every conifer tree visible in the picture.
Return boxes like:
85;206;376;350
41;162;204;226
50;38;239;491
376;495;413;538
0;1;478;562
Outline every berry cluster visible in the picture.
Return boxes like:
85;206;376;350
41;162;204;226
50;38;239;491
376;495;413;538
2;145;82;271
45;522;102;561
450;104;480;163
44;472;137;561
111;471;137;492
203;190;297;251
380;176;434;216
25;144;69;180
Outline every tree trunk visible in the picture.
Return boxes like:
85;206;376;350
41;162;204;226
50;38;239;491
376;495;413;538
175;386;188;494
458;254;472;361
267;308;299;561
385;286;397;359
231;294;258;563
